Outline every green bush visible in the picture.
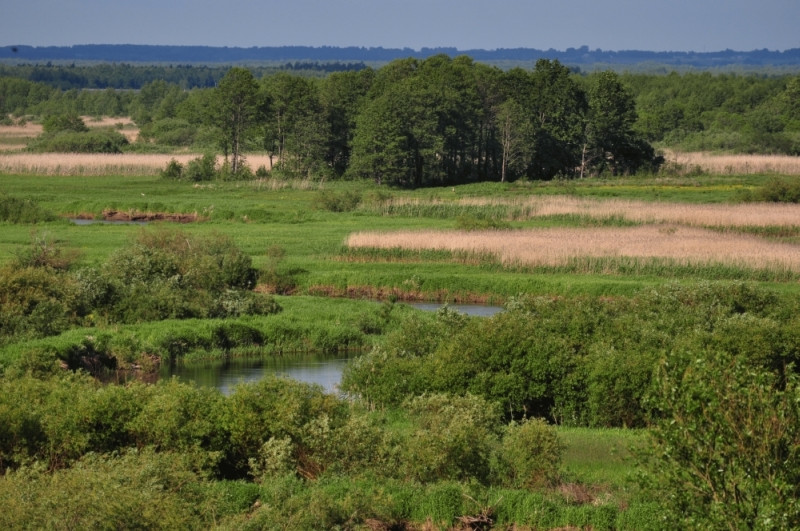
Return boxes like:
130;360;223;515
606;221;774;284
0;449;219;529
0;265;81;343
41;113;88;134
642;349;800;529
313;189;362;212
183;153;217;182
29;128;129;153
757;176;800;203
492;418;564;488
0;195;55;223
138;117;197;147
160;158;183;180
95;229;275;324
223;376;346;478
401;393;501;483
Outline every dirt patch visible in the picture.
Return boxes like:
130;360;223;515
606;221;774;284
102;209;202;223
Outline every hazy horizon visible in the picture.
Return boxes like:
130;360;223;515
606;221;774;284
2;0;798;53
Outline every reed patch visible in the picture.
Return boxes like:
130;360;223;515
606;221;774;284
0;153;275;176
666;151;800;176
376;195;800;228
346;225;800;273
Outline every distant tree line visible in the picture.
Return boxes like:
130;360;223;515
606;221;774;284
3;57;800;181
4;44;800;68
0;62;367;91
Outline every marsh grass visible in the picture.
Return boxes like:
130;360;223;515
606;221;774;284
375;195;800;228
0;153;276;176
346;225;800;276
668;151;800;175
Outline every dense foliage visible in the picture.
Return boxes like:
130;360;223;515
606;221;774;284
5;61;800;179
0;229;279;349
342;283;800;428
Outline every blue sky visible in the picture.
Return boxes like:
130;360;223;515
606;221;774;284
2;0;799;52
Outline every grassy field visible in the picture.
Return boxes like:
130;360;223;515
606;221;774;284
1;171;799;298
1;150;799;528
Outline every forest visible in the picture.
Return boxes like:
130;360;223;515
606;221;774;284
1;58;800;529
3;56;800;182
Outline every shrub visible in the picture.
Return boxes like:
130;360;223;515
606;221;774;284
313;189;362;212
13;232;78;271
184;153;217;182
223;376;346;478
0;195;55;223
492;418;564;489
401;393;501;483
641;349;800;529
29;128;129;153
0;265;81;342
97;229;275;324
160;158;184;180
138;117;196;147
41;114;88;134
0;449;218;529
757;176;800;203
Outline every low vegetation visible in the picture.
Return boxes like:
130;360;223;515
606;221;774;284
1;59;800;528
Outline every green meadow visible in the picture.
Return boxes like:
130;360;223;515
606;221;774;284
2;169;800;529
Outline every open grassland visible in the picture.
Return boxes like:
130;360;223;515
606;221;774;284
2;172;800;298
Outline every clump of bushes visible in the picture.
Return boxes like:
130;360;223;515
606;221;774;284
0;195;55;223
735;176;800;203
137;117;197;147
313;189;362;212
160;154;256;182
97;229;278;323
342;281;800;428
0;229;280;347
28;114;129;153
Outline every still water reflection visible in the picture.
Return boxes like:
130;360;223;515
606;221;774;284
160;355;350;395
408;302;504;317
158;303;502;394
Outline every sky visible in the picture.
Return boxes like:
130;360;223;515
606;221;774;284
2;0;799;52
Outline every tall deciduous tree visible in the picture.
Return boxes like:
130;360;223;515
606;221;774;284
584;71;654;176
495;98;529;182
215;67;259;174
260;73;328;176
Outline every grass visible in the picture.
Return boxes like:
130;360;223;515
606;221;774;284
371;194;800;227
667;150;800;175
4;156;797;528
2;172;800;300
0;153;277;176
346;225;800;275
559;427;645;489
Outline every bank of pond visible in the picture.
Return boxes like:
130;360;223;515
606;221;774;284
1;283;799;529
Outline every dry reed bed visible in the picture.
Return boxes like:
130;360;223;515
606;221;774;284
391;196;800;228
0;153;274;176
347;225;800;272
669;151;800;175
0;122;43;139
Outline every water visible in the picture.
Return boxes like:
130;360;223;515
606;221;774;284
159;355;350;395
408;302;504;317
156;303;502;394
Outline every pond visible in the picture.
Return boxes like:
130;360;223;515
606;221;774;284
159;354;350;395
157;303;503;394
408;302;504;317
